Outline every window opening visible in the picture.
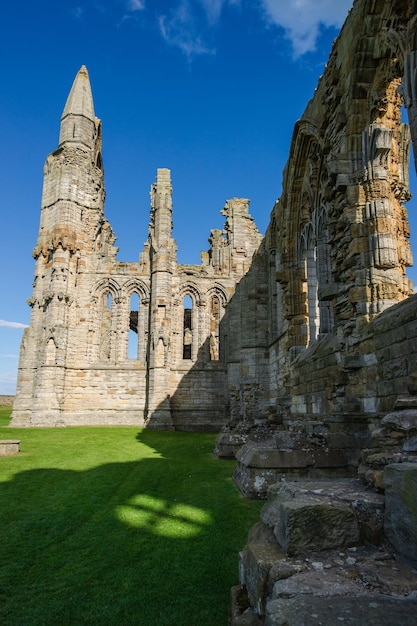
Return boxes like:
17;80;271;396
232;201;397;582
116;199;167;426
100;291;112;360
210;296;220;360
183;295;192;359
128;292;140;359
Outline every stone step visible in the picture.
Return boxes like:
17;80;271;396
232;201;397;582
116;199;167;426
237;524;417;624
265;594;417;625
233;471;417;623
260;479;384;555
233;441;358;499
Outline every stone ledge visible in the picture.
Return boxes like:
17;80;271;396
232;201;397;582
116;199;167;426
0;440;20;456
233;442;358;498
265;594;417;626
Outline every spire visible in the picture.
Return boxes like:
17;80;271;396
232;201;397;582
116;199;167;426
58;65;98;149
62;65;95;121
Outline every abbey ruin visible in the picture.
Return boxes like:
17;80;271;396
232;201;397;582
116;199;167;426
10;67;263;430
10;0;417;621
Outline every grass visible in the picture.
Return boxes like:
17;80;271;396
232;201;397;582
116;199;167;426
0;406;11;427
0;407;262;625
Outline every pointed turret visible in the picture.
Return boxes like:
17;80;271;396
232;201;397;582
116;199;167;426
59;65;98;150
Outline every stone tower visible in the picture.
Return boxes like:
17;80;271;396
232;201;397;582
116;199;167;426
11;66;263;428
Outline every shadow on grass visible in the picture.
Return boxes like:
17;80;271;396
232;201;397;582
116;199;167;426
0;429;261;626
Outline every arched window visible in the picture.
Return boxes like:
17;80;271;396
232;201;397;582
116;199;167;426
209;296;220;360
100;291;112;360
45;338;56;365
303;224;320;343
300;205;334;344
128;292;140;359
183;295;193;360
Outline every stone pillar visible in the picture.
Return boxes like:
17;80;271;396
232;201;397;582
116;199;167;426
145;169;176;429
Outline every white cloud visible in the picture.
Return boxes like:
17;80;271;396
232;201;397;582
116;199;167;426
158;0;216;60
156;0;239;58
259;0;353;58
128;0;145;11
198;0;226;25
157;0;352;60
0;320;29;329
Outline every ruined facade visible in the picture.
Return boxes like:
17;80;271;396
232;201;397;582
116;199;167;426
11;0;417;440
11;65;263;429
217;0;417;485
10;0;417;619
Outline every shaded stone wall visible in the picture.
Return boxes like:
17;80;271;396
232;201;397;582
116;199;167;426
219;0;417;440
286;293;417;430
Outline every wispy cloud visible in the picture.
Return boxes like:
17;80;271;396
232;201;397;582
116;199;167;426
0;320;28;329
0;369;18;395
128;0;145;11
259;0;353;58
72;6;84;20
158;0;217;60
71;0;353;61
157;0;352;60
198;0;229;25
0;355;19;359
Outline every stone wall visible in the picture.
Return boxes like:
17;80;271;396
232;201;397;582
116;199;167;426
226;1;417;618
218;0;417;444
0;395;14;407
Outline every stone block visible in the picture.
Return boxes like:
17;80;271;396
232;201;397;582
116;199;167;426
0;440;20;456
273;496;360;555
384;463;417;563
240;522;286;615
229;585;263;626
213;432;246;458
265;595;417;626
236;444;314;469
381;410;417;433
262;479;382;551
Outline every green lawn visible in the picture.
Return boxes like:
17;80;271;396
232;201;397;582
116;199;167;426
0;406;11;427
0;407;262;625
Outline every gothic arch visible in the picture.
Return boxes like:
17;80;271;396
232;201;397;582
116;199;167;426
176;281;204;307
278;120;329;348
205;283;228;307
205;284;229;361
121;279;150;302
89;278;121;363
91;277;121;301
120;279;150;362
172;282;204;362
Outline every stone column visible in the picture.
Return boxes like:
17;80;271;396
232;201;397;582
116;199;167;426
145;169;176;429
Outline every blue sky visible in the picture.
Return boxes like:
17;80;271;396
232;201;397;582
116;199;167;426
1;0;415;395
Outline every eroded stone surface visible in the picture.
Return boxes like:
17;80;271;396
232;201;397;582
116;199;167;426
265;595;417;626
384;463;417;562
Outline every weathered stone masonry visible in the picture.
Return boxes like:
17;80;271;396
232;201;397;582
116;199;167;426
223;0;417;622
10;0;417;621
11;65;262;429
219;0;417;474
11;0;417;473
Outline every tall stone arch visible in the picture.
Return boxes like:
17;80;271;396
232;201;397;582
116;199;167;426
89;278;122;362
120;279;150;362
173;282;205;363
205;283;229;361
